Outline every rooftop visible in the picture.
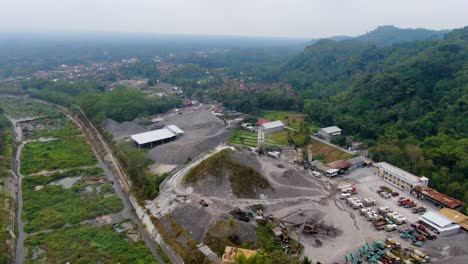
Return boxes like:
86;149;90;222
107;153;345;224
221;246;257;263
256;118;270;125
327;159;351;170
130;125;183;145
374;162;423;185
347;156;370;166
420;211;460;231
413;186;464;209
261;120;284;130
320;126;342;134
439;208;468;230
167;125;184;135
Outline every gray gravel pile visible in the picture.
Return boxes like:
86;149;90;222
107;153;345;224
102;119;147;140
271;168;317;188
148;109;231;164
167;204;213;241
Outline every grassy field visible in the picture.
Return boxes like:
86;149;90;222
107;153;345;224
24;117;81;140
0;114;14;263
260;110;300;123
22;168;123;233
25;224;158;264
228;129;286;147
0;190;12;263
21;135;97;175
309;139;353;163
0;97;59;119
268;130;311;146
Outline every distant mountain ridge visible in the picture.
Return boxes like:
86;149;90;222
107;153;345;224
353;25;449;46
309;25;449;46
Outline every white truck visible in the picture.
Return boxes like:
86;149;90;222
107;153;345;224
363;198;377;206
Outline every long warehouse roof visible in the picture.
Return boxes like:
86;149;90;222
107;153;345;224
262;120;284;129
375;162;424;185
130;125;183;145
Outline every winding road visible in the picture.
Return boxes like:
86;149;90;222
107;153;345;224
5;99;166;264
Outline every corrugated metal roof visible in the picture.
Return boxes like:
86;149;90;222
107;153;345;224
347;156;364;166
130;128;175;145
167;125;184;135
320;126;342;134
327;159;351;170
439;208;468;230
413;186;464;209
420;211;453;228
261;120;284;130
256;118;270;125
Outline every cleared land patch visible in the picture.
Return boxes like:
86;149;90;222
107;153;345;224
309;139;353;163
259;109;319;132
21;136;97;175
25;224;157;264
228;129;285;147
0;97;58;119
22;168;123;233
21;116;81;140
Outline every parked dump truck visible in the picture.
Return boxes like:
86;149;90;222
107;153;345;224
378;207;392;214
363;198;377;206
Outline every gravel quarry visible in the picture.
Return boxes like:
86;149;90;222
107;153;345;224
148;145;468;263
147;107;231;165
102;106;231;165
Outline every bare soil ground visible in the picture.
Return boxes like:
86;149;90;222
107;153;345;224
102;119;147;140
151;146;467;263
147;107;231;165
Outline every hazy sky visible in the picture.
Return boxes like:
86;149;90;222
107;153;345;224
1;0;467;38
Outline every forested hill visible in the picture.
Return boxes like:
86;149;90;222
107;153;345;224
290;26;467;206
353;25;448;46
281;26;450;95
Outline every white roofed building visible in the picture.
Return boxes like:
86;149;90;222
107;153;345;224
419;211;461;236
318;126;342;140
130;125;184;149
261;120;285;134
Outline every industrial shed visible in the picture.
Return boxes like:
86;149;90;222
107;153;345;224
439;208;468;231
413;186;465;212
130;125;184;149
261;120;285;134
318;126;342;140
419;211;461;236
327;159;351;171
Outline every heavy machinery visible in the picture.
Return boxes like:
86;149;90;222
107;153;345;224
345;251;363;264
411;223;437;240
400;229;424;247
385;238;401;249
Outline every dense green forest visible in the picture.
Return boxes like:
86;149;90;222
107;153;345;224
208;27;467;207
20;80;181;123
